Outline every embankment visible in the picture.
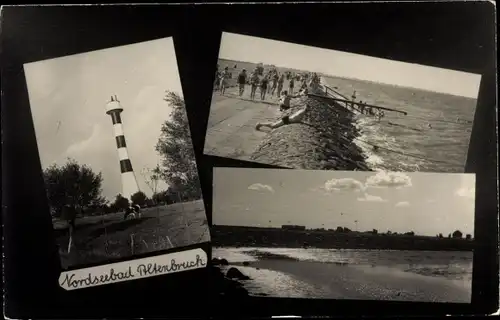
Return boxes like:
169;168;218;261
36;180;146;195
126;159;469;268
249;85;370;170
211;225;475;252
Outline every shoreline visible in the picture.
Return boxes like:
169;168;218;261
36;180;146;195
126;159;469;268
212;253;472;303
249;83;370;170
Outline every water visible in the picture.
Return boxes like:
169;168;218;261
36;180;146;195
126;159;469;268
214;247;472;301
322;76;477;173
213;247;473;282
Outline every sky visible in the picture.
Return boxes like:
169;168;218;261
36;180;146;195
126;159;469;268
24;37;185;201
213;168;476;237
218;32;481;99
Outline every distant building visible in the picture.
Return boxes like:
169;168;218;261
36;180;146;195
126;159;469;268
281;225;306;231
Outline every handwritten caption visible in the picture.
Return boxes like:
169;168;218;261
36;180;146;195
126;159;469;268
59;248;207;290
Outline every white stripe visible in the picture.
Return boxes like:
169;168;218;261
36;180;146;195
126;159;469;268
117;147;129;161
113;123;124;137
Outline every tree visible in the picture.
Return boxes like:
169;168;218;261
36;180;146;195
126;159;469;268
452;230;463;239
113;194;130;211
156;92;202;201
466;234;472;240
438;233;444;238
43;158;106;217
131;191;148;207
372;229;378;235
141;165;162;203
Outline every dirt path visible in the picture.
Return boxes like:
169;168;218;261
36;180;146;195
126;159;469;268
204;84;283;161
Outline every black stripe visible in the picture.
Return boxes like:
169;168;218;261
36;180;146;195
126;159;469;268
116;135;126;148
110;112;122;125
120;159;133;173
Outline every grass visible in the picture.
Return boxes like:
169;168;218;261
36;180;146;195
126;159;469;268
56;200;210;269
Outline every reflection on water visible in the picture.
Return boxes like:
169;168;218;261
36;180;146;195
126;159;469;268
219;265;329;298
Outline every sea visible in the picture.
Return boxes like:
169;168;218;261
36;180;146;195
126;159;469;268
213;247;473;300
320;77;477;173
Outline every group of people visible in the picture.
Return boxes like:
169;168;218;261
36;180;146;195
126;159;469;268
345;90;385;121
236;67;287;100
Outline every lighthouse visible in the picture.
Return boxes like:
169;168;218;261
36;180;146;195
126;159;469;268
106;95;140;201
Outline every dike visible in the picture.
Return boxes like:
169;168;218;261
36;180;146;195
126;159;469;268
249;83;370;170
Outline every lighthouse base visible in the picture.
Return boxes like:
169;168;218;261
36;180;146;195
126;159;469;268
121;171;140;201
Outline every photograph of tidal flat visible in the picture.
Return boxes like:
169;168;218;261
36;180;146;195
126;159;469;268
205;32;481;173
212;167;475;303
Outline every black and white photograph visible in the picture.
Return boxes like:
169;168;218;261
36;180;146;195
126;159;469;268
24;37;210;270
212;167;475;303
204;32;481;173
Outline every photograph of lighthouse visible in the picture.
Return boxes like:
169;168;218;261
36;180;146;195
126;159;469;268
23;37;210;270
204;32;481;173
212;167;475;303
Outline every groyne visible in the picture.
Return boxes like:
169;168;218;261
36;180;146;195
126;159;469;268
211;225;475;252
249;83;370;170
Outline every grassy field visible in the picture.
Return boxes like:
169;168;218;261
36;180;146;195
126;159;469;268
55;200;210;269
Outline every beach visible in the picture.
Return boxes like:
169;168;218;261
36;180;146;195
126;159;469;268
213;247;472;303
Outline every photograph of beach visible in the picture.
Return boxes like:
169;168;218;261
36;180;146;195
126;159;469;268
204;32;481;173
212;167;475;303
24;37;210;270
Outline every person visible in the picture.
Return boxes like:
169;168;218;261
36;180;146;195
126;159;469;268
260;75;269;100
250;71;260;100
276;73;285;97
278;89;306;112
271;72;279;96
289;76;295;94
255;102;310;131
359;101;365;114
351;90;357;110
237;69;247;96
376;109;385;121
220;67;230;95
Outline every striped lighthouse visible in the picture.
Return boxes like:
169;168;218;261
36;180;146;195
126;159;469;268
106;95;140;201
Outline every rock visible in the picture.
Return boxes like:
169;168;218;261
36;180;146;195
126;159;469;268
212;257;229;266
226;267;251;280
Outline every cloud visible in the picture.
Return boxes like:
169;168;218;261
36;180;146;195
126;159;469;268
456;186;475;199
426;199;437;203
365;171;412;189
357;193;387;202
324;178;365;192
395;201;410;207
248;183;275;193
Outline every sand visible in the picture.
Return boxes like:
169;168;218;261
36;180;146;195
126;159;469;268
240;259;471;303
